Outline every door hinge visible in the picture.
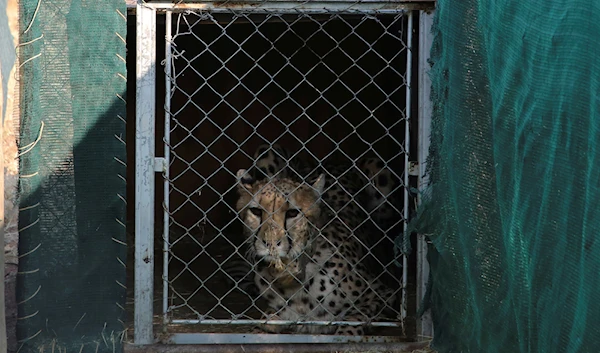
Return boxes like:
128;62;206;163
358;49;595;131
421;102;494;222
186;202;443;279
154;157;166;172
408;161;419;176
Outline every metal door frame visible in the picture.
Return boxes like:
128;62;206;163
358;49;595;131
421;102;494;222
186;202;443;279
134;0;435;345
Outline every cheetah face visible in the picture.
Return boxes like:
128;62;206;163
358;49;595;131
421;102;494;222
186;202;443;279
235;169;326;267
359;158;397;213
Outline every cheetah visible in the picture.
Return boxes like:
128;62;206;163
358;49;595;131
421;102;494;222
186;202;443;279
249;145;400;229
302;157;404;294
223;145;403;303
222;143;306;296
355;157;405;288
235;161;398;335
357;157;402;231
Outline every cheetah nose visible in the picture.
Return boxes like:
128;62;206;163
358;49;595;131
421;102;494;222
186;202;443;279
269;238;289;256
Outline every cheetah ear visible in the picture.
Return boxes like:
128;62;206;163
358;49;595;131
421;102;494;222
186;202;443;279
236;169;254;192
311;173;326;196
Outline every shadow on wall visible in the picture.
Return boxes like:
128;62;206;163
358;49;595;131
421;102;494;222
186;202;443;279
14;0;128;350
16;89;128;353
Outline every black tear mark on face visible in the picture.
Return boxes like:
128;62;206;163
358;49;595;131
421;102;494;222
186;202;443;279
286;209;300;218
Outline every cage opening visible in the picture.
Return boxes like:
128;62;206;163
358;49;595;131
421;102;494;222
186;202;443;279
126;7;421;341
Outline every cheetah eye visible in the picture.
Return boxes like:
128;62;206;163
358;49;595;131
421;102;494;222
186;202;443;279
249;207;262;217
286;209;300;218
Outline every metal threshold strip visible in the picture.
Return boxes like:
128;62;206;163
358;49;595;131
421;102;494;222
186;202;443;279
125;341;430;352
170;319;402;327
166;333;412;344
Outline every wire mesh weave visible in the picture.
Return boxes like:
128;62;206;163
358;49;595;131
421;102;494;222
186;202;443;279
162;6;412;333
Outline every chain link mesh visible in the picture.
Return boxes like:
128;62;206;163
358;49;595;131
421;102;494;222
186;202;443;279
161;6;412;335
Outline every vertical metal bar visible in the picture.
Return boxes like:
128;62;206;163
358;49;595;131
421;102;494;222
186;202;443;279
416;9;435;341
401;10;413;331
0;56;7;353
135;1;157;345
163;10;172;328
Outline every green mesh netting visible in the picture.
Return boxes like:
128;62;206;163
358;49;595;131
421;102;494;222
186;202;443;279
17;0;127;352
413;1;600;352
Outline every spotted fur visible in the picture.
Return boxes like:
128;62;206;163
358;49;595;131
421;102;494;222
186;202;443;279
251;143;310;181
357;157;402;231
235;162;397;335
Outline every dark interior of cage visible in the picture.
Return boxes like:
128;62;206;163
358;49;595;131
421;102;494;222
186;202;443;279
126;12;420;338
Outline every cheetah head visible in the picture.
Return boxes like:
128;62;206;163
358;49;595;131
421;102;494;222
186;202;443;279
358;157;398;219
235;169;326;270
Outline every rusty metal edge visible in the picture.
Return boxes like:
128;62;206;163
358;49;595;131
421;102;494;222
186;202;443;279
125;341;430;353
126;0;434;5
126;1;436;12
